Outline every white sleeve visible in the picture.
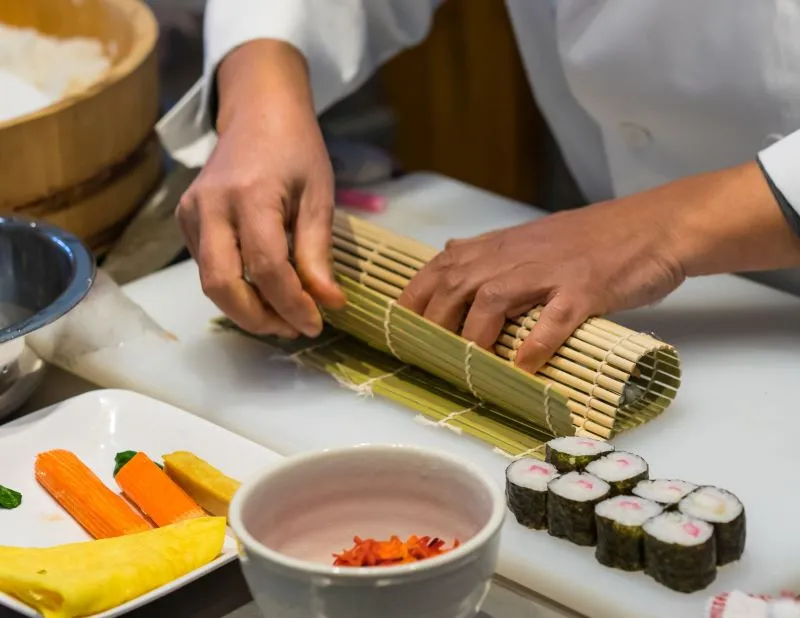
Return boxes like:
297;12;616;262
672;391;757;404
201;0;443;125
758;128;800;216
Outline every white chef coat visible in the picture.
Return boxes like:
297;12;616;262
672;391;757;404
198;0;800;219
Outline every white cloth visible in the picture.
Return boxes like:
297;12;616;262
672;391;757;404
192;0;800;215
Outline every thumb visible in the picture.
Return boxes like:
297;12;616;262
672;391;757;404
293;184;346;309
515;294;587;374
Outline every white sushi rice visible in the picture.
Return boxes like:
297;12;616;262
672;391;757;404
633;479;697;505
679;486;743;524
506;458;559;491
0;21;111;123
586;451;647;482
643;511;714;546
547;436;614;457
548;471;610;502
0;68;53;122
595;495;663;526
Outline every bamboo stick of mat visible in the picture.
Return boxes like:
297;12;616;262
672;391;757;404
221;210;682;444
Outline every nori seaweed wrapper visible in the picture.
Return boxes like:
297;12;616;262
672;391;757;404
586;452;649;498
678;487;747;566
546;444;606;474
712;509;746;566
595;515;649;571
606;468;649;498
644;526;717;593
506;483;548;530
547;485;609;546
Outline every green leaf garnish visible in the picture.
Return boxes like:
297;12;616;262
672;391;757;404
0;484;22;509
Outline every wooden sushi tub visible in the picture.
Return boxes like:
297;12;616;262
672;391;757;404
0;0;162;255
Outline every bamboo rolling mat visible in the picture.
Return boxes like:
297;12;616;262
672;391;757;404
215;210;681;456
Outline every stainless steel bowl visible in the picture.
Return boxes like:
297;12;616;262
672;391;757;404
0;216;96;419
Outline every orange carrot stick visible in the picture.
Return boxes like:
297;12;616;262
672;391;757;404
35;449;153;539
115;452;205;526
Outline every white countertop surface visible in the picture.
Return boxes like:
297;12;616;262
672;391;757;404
39;172;800;618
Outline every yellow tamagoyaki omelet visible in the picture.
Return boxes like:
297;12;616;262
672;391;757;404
162;451;241;518
0;516;226;618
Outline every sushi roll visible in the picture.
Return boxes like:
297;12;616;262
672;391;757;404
547;471;610;546
594;495;663;571
505;458;560;530
678;486;746;566
643;511;717;593
586;451;649;497
545;436;614;473
633;479;697;510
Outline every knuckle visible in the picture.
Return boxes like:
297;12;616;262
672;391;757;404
176;192;196;217
546;299;576;326
248;257;280;282
200;272;233;299
227;179;255;202
442;270;466;294
433;249;458;272
475;280;507;306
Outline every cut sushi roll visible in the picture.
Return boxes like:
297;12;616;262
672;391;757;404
505;458;560;530
594;495;663;571
586;451;649;497
633;479;697;509
643;512;717;593
547;472;610;546
678;486;746;566
545;436;614;473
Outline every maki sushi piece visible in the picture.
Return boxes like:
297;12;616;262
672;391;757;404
633;479;697;510
594;495;663;571
545;436;614;473
643;511;717;593
547;471;610;546
678;486;746;566
586;451;649;497
505;458;560;530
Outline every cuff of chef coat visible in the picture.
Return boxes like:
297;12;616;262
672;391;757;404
758;131;800;237
198;1;354;132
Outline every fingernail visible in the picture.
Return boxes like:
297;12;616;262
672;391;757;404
302;323;323;338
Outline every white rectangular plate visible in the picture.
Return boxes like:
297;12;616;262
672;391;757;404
0;388;283;617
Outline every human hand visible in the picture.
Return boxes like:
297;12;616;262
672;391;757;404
176;41;345;339
398;162;800;374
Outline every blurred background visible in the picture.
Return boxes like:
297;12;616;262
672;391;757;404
150;0;585;213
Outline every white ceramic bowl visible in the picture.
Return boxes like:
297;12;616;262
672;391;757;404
229;444;506;618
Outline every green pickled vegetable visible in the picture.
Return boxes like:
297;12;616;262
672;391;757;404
114;451;162;476
0;484;22;509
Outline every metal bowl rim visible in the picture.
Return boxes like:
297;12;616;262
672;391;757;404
0;216;96;345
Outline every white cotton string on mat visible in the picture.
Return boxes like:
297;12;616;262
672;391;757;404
420;403;481;436
332;364;409;399
318;210;682;444
463;341;481;400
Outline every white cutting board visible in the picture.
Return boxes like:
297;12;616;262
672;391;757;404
72;173;800;618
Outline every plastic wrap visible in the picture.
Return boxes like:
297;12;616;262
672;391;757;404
26;269;175;377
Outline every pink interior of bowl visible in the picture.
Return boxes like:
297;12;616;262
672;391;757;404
238;446;498;566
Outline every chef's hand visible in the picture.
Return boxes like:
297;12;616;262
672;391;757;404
398;162;800;373
176;40;345;338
